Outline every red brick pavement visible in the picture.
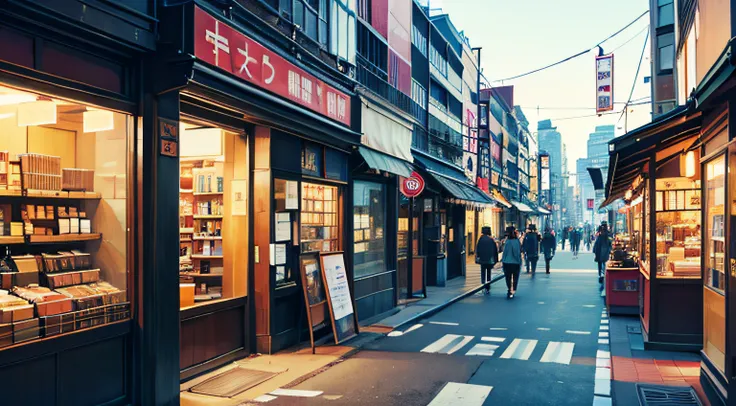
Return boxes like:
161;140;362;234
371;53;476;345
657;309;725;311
612;356;709;405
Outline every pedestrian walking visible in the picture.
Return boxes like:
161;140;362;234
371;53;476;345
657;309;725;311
501;226;522;299
593;225;612;284
522;224;541;274
561;226;569;251
475;226;499;294
541;227;556;274
584;222;592;251
570;225;582;259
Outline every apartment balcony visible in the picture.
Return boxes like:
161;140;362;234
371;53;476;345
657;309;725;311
356;55;422;122
412;125;463;167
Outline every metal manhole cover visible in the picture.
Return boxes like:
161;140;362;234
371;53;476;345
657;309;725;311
627;325;642;334
637;384;702;405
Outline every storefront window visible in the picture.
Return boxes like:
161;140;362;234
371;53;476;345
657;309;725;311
643;184;650;267
0;84;130;347
353;181;386;279
654;178;701;278
301;182;339;253
179;122;248;308
704;156;726;292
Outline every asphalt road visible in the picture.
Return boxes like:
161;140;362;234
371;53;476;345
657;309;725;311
265;250;605;406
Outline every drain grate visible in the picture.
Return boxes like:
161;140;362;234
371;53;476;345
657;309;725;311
637;384;702;405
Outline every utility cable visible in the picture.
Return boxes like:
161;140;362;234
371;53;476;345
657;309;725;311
541;100;652;122
609;24;650;54
494;10;650;82
617;29;650;126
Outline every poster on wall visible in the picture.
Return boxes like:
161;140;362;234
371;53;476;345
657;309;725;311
285;180;299;209
596;54;614;113
541;168;550;191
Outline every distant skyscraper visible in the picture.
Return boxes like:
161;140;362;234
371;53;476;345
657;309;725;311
576;125;615;225
538;119;563;227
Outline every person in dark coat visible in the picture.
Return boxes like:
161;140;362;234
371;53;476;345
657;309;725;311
522;224;541;274
501;226;522;298
570;226;582;258
593;225;612;283
541;227;557;274
475;226;499;294
561;226;569;251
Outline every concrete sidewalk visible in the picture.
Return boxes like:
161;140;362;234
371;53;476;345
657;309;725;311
372;262;504;329
609;315;709;405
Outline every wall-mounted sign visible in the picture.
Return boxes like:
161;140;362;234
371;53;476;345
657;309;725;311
596;54;614;113
160;139;178;157
159;118;179;141
541;168;550;191
194;6;351;126
400;171;425;198
587;198;595;210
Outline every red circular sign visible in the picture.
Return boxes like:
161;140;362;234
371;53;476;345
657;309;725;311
400;171;425;198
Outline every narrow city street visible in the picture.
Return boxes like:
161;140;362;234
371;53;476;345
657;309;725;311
263;250;606;406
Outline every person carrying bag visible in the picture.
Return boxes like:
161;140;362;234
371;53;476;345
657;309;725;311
475;226;499;295
501;226;522;299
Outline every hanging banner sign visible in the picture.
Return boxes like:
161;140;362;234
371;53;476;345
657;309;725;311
194;6;351;126
400;171;425;198
596;54;614;113
587;198;595;210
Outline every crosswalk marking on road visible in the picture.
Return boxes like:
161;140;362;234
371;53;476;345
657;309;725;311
600;325;609;331
481;336;506;343
430;321;460;326
566;330;591;335
539;341;575;365
489;327;508;331
601;319;609;324
421;334;474;355
465;343;500;356
269;389;323;397
599;331;609;338
500;338;538;360
537;327;551;331
427;382;493;406
596;350;610;359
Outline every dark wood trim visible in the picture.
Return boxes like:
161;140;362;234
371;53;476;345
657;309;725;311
0;320;130;367
179;296;248;320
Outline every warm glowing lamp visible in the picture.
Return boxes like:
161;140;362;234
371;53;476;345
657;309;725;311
625;189;633;201
16;100;56;126
684;150;696;178
83;109;115;132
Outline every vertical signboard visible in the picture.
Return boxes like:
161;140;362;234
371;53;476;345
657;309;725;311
540;154;551;191
596;54;614;113
462;109;478;181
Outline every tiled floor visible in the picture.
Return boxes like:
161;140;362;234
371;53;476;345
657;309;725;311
609;316;710;405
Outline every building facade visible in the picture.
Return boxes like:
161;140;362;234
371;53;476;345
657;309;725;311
538;119;563;228
576;125;615;226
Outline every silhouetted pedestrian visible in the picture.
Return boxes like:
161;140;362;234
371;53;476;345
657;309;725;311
541;227;556;274
476;226;499;294
501;226;522;299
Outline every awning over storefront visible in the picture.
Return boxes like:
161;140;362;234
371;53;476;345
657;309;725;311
693;38;736;110
510;200;533;213
537;206;551;215
413;153;495;205
587;167;605;191
603;103;702;208
358;146;413;177
490;188;512;208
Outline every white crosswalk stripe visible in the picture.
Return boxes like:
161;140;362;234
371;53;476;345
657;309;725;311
539;341;575;365
465;343;500;356
427;382;493;406
500;338;538;360
481;336;506;343
421;334;474;355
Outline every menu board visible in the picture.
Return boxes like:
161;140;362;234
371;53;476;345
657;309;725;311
299;252;329;353
320;252;358;344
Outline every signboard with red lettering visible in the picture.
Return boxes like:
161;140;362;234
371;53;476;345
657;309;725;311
193;6;351;127
587;198;595;210
400;172;425;198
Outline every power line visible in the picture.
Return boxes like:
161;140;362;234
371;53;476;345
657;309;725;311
494;10;650;82
543;100;651;122
609;24;650;54
518;99;651;111
617;29;651;130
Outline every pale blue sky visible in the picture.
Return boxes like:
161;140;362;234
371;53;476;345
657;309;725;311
431;0;652;180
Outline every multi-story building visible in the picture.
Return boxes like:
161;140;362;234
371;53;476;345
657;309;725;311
649;0;677;117
538;119;563;227
576;125;615;226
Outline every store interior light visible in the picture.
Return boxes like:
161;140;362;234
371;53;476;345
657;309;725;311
0;94;36;106
16;100;56;126
625;190;633;201
83;109;115;133
684;150;696;178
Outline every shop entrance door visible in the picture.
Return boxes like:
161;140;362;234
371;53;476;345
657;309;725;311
447;205;466;280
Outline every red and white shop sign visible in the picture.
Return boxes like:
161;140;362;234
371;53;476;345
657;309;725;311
400;171;425;198
193;6;351;126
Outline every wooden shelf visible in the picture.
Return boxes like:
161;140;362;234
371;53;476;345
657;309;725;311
180;239;192;243
0;236;24;245
180;228;194;234
193;215;223;219
192;236;222;241
193;191;223;196
190;255;223;259
0;189;101;200
180;189;193;194
28;233;101;244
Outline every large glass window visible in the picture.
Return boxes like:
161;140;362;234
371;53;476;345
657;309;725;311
657;0;674;27
654;177;701;278
353;181;386;278
705;156;726;292
0;84;131;347
179;122;248;309
301;182;340;253
658;33;675;72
